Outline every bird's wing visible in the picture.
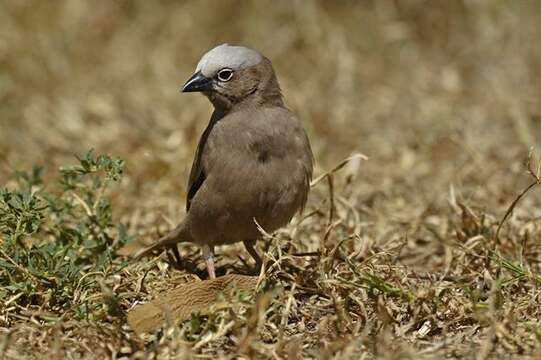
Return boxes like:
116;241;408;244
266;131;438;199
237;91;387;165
186;110;223;211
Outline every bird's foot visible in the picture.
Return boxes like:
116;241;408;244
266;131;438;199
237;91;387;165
202;244;216;279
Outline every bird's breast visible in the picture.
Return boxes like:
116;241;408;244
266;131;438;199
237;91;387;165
187;108;311;245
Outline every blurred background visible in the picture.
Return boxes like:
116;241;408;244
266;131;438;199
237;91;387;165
1;0;541;240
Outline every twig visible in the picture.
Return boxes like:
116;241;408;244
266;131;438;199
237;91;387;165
494;150;541;243
327;174;334;227
0;249;39;282
71;192;93;217
310;152;368;187
291;251;320;257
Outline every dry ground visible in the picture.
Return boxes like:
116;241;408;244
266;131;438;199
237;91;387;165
1;1;541;359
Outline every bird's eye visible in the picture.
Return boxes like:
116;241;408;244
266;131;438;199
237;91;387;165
217;68;234;82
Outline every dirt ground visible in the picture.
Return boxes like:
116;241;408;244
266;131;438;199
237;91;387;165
1;1;541;359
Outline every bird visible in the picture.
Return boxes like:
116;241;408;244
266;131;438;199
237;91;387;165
134;44;314;279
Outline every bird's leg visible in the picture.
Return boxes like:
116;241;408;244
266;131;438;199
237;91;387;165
243;239;262;272
202;244;216;279
167;245;182;266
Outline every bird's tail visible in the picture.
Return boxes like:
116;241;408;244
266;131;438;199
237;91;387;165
118;221;192;259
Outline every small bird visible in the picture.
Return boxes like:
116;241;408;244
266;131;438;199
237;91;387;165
136;44;313;279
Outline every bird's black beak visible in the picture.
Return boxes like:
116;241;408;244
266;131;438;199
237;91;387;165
182;71;212;92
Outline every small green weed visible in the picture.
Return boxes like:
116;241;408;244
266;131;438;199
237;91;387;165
0;150;131;320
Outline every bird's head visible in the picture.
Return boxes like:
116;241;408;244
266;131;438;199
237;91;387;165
182;44;283;110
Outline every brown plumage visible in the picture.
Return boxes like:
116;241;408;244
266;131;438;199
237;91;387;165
134;44;313;279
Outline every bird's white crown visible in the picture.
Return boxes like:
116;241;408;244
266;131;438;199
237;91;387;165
196;44;263;77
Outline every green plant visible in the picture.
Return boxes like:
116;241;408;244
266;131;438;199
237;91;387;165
0;150;131;319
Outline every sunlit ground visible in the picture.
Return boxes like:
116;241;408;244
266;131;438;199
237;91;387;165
1;1;541;358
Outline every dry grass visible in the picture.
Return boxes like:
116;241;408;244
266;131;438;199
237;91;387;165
1;0;541;358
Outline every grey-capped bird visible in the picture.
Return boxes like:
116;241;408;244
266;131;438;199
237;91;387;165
135;44;313;279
